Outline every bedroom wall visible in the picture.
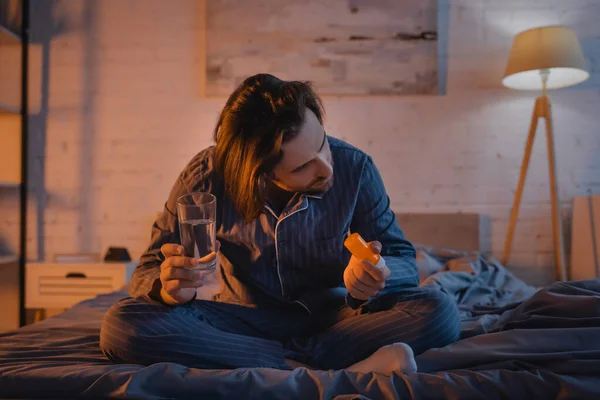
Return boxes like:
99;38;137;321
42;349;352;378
0;0;599;286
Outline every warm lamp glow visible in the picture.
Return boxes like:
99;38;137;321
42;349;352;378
502;25;589;90
501;26;589;282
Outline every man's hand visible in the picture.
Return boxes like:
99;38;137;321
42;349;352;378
343;240;391;301
159;241;220;306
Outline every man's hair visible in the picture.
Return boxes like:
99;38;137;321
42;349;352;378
213;73;325;223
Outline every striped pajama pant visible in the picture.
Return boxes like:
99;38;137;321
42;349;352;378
99;287;460;370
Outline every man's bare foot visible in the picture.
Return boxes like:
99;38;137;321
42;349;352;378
347;343;417;376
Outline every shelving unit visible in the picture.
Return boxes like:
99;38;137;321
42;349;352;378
0;103;19;114
0;0;29;330
0;114;21;185
0;23;20;44
0;255;19;264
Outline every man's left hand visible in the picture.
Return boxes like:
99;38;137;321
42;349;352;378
343;240;391;301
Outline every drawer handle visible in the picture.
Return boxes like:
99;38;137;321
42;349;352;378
65;272;87;278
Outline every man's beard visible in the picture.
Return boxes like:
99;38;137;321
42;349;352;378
304;156;335;195
304;174;334;195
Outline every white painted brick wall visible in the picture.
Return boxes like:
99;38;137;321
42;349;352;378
1;0;599;286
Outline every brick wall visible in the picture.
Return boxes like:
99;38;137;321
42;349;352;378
1;0;599;286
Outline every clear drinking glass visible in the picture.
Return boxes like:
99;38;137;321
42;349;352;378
176;192;217;273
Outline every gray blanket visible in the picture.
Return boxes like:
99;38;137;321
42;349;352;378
0;250;599;399
416;246;540;337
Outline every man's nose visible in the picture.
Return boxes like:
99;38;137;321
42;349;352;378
316;154;333;178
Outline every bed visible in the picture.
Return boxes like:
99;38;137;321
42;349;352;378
1;213;599;399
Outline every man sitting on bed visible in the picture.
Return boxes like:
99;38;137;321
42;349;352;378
100;73;460;375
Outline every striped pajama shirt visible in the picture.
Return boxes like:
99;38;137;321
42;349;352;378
100;136;460;370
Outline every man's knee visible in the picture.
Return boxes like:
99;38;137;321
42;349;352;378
419;288;458;315
383;286;455;312
415;288;461;344
99;297;161;363
388;288;461;347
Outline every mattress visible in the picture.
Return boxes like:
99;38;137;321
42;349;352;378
1;247;599;399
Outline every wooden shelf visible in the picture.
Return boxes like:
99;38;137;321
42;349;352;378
0;116;21;183
0;1;27;331
0;103;20;115
0;255;19;264
0;25;21;45
0;180;20;187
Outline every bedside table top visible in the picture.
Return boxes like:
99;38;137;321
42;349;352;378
27;261;137;268
25;261;138;309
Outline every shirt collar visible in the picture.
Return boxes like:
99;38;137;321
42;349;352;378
305;194;323;200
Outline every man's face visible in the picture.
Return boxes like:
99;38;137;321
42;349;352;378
271;109;334;195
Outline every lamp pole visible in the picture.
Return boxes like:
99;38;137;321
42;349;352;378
502;69;567;281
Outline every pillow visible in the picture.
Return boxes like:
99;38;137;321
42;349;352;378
415;246;444;283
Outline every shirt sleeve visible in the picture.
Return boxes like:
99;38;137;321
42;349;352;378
128;175;188;300
349;156;419;296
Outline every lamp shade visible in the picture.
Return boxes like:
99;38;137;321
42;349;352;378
502;25;589;90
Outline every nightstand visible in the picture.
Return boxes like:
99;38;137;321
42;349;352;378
26;261;137;321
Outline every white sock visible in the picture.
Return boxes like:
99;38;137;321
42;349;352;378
346;343;417;376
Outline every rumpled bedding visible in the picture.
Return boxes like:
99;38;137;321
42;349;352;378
415;245;539;337
0;248;598;399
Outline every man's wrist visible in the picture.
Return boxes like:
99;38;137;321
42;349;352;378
159;288;180;306
346;293;367;309
159;288;198;306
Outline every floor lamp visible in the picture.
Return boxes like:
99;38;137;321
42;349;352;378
501;26;589;282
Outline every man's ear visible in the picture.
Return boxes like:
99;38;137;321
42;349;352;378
257;173;269;191
259;171;278;194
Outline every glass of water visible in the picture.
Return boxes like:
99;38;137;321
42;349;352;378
176;192;217;273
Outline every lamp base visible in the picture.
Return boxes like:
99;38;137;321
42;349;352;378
502;94;567;282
